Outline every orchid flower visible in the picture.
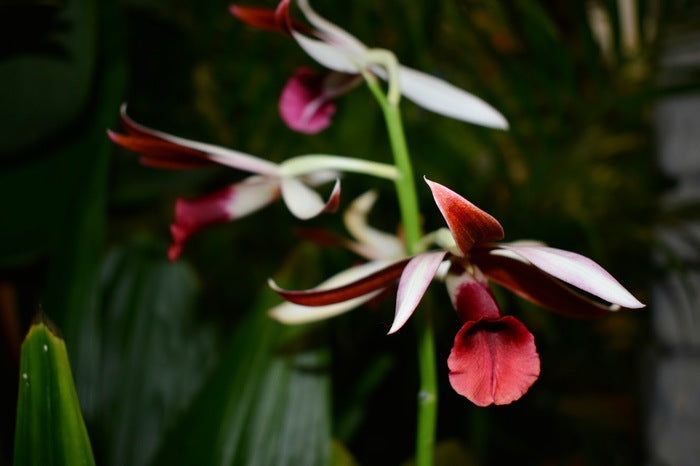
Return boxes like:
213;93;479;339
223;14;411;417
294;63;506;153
269;179;644;405
107;104;398;260
231;0;508;133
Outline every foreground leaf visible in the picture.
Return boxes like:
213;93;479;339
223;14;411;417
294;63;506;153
14;319;95;466
153;245;332;466
76;240;215;466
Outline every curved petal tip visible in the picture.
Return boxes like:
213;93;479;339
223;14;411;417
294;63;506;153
425;178;504;254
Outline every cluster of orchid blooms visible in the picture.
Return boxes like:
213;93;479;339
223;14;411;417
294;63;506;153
108;0;643;408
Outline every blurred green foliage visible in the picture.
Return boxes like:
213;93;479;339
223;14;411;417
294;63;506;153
1;0;691;464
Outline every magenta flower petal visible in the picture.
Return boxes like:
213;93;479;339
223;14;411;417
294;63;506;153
448;316;540;407
425;178;504;254
389;251;447;334
279;68;336;133
497;244;645;309
279;68;360;134
269;257;411;306
168;176;280;260
473;249;613;318
446;270;501;323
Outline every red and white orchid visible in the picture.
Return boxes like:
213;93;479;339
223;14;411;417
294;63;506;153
269;179;644;406
107;104;398;260
231;0;508;133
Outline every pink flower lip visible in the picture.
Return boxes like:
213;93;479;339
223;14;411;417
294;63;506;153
279;67;362;134
279;67;337;133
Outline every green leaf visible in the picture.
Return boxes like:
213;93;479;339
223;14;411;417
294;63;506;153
153;245;332;466
13;319;95;466
75;240;215;466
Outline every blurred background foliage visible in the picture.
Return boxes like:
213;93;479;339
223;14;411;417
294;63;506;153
0;0;695;464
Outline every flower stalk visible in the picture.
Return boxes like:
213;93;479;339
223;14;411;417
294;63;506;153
365;66;437;466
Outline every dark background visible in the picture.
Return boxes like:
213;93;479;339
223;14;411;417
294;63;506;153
1;0;695;464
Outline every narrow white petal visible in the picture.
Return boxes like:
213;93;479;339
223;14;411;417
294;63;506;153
497;244;645;308
269;292;381;324
397;65;509;129
296;0;368;55
291;31;362;73
280;176;339;220
389;251;447;334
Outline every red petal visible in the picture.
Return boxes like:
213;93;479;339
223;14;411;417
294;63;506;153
473;249;611;318
168;177;280;260
107;130;213;170
270;258;410;306
169;186;239;260
295;227;348;248
229;1;311;35
448;316;540;407
230;4;287;33
119;104;162;138
425;179;504;255
446;270;501;322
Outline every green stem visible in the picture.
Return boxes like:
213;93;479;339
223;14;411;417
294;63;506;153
366;75;437;466
415;304;437;466
364;79;421;254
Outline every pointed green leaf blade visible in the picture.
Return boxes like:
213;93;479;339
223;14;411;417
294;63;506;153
14;319;95;466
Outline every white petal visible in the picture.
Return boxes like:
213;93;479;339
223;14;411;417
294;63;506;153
291;31;362;73
268;292;381;324
389;251;447;334
296;0;368;55
120;104;279;174
225;176;282;218
397;65;509;129
496;244;645;308
344;191;404;260
280;176;339;220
